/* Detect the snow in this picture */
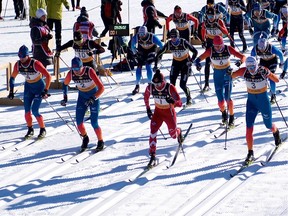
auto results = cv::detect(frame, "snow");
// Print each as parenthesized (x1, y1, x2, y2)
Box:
(0, 0, 287, 215)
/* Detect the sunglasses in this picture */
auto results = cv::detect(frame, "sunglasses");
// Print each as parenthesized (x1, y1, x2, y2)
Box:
(207, 15, 214, 19)
(72, 67, 81, 71)
(246, 65, 256, 70)
(153, 82, 162, 87)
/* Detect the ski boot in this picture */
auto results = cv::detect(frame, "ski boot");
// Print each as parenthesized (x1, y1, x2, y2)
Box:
(132, 85, 140, 95)
(96, 140, 104, 151)
(273, 129, 282, 146)
(228, 114, 235, 128)
(147, 153, 156, 169)
(38, 128, 46, 139)
(177, 128, 184, 144)
(202, 84, 210, 92)
(80, 134, 89, 152)
(221, 110, 228, 124)
(244, 150, 255, 165)
(270, 94, 276, 104)
(24, 126, 34, 140)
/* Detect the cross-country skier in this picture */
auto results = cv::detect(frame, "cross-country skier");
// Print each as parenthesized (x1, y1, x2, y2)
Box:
(143, 69, 183, 167)
(245, 2, 278, 46)
(226, 0, 248, 53)
(200, 7, 230, 92)
(29, 8, 54, 68)
(8, 45, 52, 139)
(60, 57, 105, 152)
(155, 28, 198, 106)
(251, 37, 284, 103)
(277, 5, 287, 55)
(228, 56, 282, 165)
(130, 25, 163, 95)
(56, 30, 105, 74)
(165, 5, 199, 42)
(194, 35, 246, 126)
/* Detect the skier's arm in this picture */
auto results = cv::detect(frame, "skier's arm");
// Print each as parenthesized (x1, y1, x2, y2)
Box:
(34, 60, 52, 90)
(9, 63, 20, 90)
(184, 40, 198, 62)
(271, 46, 284, 65)
(144, 85, 151, 109)
(228, 46, 246, 63)
(165, 14, 173, 31)
(152, 35, 163, 49)
(218, 4, 230, 24)
(195, 48, 212, 62)
(89, 68, 105, 99)
(217, 19, 229, 36)
(231, 67, 246, 79)
(187, 14, 199, 29)
(89, 40, 105, 54)
(130, 35, 138, 54)
(169, 84, 182, 107)
(58, 40, 74, 52)
(155, 43, 168, 67)
(250, 47, 257, 57)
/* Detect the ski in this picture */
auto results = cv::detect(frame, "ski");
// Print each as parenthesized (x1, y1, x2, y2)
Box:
(230, 158, 256, 178)
(128, 158, 160, 182)
(167, 122, 193, 168)
(75, 146, 107, 163)
(261, 136, 288, 166)
(213, 121, 243, 139)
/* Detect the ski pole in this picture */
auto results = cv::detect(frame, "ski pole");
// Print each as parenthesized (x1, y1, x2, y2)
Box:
(44, 99, 74, 131)
(64, 106, 83, 140)
(275, 97, 288, 128)
(158, 128, 167, 140)
(3, 0, 8, 18)
(169, 105, 186, 160)
(190, 66, 209, 103)
(228, 34, 241, 52)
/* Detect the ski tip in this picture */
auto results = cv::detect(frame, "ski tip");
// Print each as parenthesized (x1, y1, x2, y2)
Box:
(75, 159, 80, 163)
(260, 161, 266, 166)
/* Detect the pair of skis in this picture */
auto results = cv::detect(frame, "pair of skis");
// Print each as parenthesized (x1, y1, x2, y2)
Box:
(128, 122, 193, 182)
(230, 136, 287, 178)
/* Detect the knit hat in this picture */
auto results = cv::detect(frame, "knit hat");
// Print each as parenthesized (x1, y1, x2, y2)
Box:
(80, 7, 89, 18)
(152, 69, 164, 84)
(73, 31, 83, 41)
(253, 2, 261, 11)
(71, 57, 83, 70)
(18, 45, 29, 58)
(36, 8, 47, 19)
(138, 26, 147, 37)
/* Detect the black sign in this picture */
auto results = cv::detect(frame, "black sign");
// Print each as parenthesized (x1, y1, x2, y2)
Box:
(109, 24, 130, 36)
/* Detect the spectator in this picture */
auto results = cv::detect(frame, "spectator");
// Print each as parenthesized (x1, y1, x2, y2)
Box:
(29, 8, 53, 68)
(46, 0, 70, 50)
(73, 7, 99, 41)
(100, 0, 122, 37)
(71, 0, 81, 11)
(13, 0, 26, 20)
(141, 0, 167, 33)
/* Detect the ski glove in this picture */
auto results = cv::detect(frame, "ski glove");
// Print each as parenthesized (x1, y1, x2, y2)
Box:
(226, 67, 233, 76)
(85, 96, 96, 107)
(201, 41, 207, 49)
(8, 90, 14, 100)
(259, 67, 270, 78)
(249, 27, 254, 36)
(280, 71, 286, 79)
(55, 52, 60, 58)
(60, 95, 68, 106)
(235, 60, 242, 67)
(165, 95, 175, 104)
(146, 107, 153, 119)
(279, 63, 284, 69)
(194, 59, 202, 71)
(41, 89, 49, 99)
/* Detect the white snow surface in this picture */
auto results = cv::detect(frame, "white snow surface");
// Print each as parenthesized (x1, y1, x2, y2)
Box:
(0, 0, 287, 215)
